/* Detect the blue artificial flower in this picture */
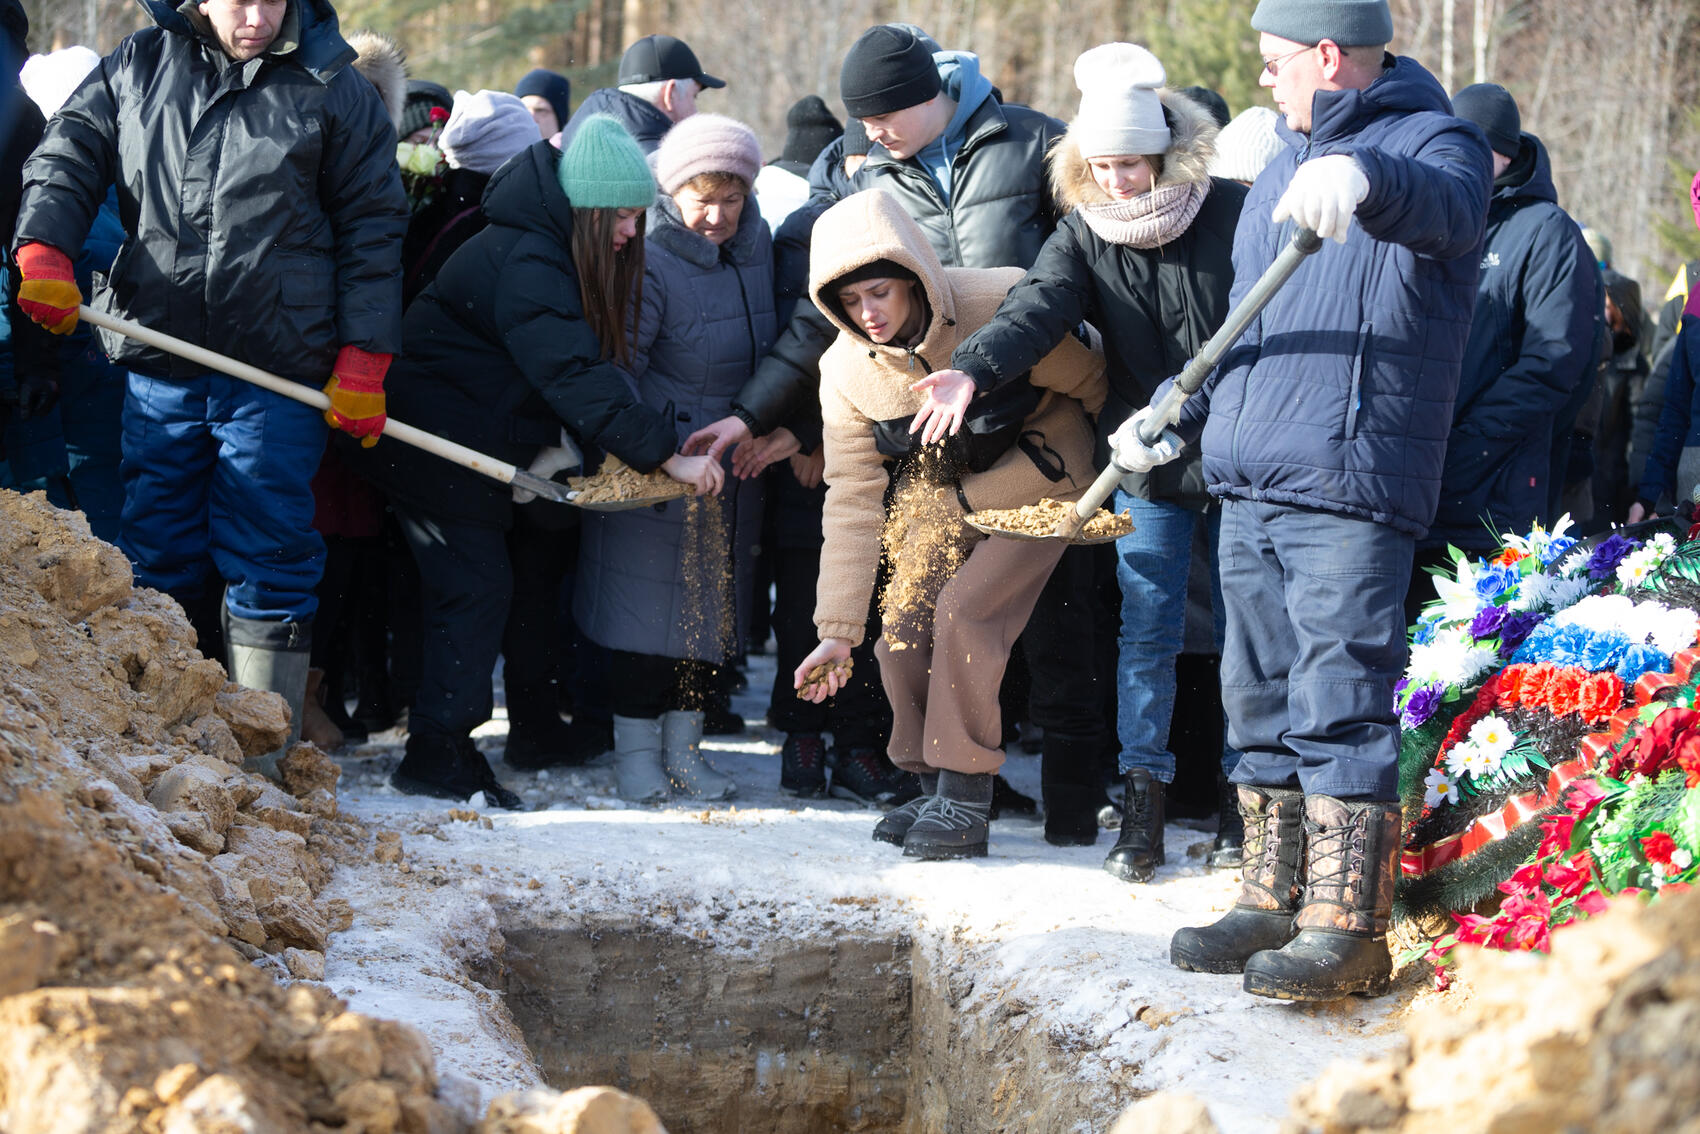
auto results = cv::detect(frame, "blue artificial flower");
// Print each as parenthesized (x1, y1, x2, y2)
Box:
(1578, 629, 1631, 672)
(1412, 612, 1443, 646)
(1474, 561, 1519, 603)
(1586, 533, 1640, 581)
(1498, 610, 1546, 656)
(1539, 535, 1577, 567)
(1615, 643, 1672, 687)
(1511, 621, 1560, 664)
(1546, 624, 1594, 667)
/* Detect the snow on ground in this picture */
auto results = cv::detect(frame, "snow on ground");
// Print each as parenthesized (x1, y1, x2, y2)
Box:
(321, 649, 1404, 1131)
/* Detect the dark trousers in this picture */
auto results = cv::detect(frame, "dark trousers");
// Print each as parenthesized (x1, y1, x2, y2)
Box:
(396, 504, 510, 737)
(1218, 499, 1412, 799)
(1020, 542, 1113, 745)
(502, 508, 576, 731)
(765, 543, 889, 748)
(608, 650, 717, 719)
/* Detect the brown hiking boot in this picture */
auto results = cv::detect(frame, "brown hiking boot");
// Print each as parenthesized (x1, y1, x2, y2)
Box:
(1170, 784, 1304, 974)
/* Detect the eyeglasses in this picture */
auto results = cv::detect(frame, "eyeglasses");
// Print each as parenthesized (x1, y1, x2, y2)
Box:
(1261, 45, 1312, 78)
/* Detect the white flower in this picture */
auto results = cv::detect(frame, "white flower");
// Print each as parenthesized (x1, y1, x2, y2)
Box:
(1673, 848, 1694, 872)
(1407, 629, 1500, 689)
(1429, 552, 1488, 622)
(1519, 571, 1592, 614)
(1466, 714, 1515, 765)
(1444, 742, 1473, 778)
(1424, 767, 1459, 807)
(1616, 547, 1662, 590)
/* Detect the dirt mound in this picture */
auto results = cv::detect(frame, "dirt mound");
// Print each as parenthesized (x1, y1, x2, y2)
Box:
(0, 489, 653, 1134)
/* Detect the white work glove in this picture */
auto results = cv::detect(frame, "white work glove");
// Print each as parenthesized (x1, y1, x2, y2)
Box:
(1109, 406, 1184, 478)
(512, 429, 584, 503)
(1272, 154, 1369, 244)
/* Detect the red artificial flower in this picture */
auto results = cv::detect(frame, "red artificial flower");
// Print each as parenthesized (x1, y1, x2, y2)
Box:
(1499, 862, 1546, 897)
(1635, 709, 1700, 780)
(1662, 882, 1693, 896)
(1576, 671, 1626, 725)
(1563, 777, 1608, 820)
(1519, 662, 1560, 709)
(1537, 813, 1578, 859)
(1548, 670, 1584, 718)
(1497, 664, 1528, 709)
(1576, 889, 1611, 915)
(1641, 831, 1678, 865)
(1433, 964, 1452, 992)
(429, 106, 450, 124)
(1493, 547, 1529, 567)
(1498, 892, 1554, 953)
(1544, 852, 1593, 899)
(1453, 912, 1500, 947)
(1674, 730, 1700, 789)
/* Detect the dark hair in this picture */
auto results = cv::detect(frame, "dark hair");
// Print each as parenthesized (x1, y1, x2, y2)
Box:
(570, 207, 647, 369)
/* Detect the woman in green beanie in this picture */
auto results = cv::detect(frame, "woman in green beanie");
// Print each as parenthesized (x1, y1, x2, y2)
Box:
(359, 115, 722, 808)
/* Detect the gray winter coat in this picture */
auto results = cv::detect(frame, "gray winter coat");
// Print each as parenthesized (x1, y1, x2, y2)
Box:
(13, 0, 406, 383)
(574, 195, 778, 662)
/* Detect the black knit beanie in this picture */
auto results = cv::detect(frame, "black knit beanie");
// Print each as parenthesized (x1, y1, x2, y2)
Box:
(781, 95, 844, 167)
(840, 25, 941, 119)
(514, 68, 572, 128)
(400, 79, 452, 139)
(1452, 82, 1521, 157)
(843, 118, 871, 157)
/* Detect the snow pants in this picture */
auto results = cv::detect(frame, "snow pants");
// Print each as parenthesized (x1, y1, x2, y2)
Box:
(120, 371, 327, 623)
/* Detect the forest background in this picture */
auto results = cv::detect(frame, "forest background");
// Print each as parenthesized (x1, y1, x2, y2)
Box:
(31, 0, 1700, 292)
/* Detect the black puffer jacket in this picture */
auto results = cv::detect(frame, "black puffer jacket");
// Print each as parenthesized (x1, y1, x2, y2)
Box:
(359, 141, 677, 527)
(951, 92, 1243, 508)
(558, 87, 672, 154)
(14, 0, 406, 384)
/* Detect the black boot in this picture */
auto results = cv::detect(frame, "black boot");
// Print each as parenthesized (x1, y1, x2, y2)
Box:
(872, 772, 937, 845)
(391, 730, 473, 800)
(1171, 785, 1303, 973)
(1206, 773, 1246, 871)
(779, 732, 828, 797)
(503, 719, 605, 770)
(456, 735, 524, 811)
(1241, 795, 1402, 1001)
(1041, 733, 1101, 847)
(902, 769, 992, 860)
(829, 746, 903, 806)
(988, 773, 1037, 820)
(1102, 768, 1165, 882)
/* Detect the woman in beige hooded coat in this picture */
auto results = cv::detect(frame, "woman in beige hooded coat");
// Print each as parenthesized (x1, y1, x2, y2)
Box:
(793, 188, 1105, 860)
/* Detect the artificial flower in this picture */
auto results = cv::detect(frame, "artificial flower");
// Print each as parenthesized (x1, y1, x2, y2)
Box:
(1497, 610, 1546, 655)
(1475, 561, 1519, 604)
(1499, 862, 1545, 897)
(1640, 831, 1677, 866)
(1537, 812, 1577, 859)
(1575, 671, 1626, 725)
(1423, 767, 1459, 807)
(1468, 604, 1509, 641)
(1586, 533, 1640, 582)
(1466, 714, 1515, 764)
(1400, 684, 1443, 729)
(1563, 777, 1608, 819)
(1543, 851, 1595, 899)
(1576, 889, 1610, 915)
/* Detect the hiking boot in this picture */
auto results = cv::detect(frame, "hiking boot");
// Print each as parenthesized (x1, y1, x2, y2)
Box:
(662, 710, 736, 800)
(1206, 773, 1246, 871)
(779, 732, 828, 797)
(829, 746, 902, 806)
(872, 772, 937, 845)
(611, 715, 670, 803)
(1103, 768, 1165, 882)
(1171, 785, 1304, 974)
(1042, 733, 1101, 847)
(503, 718, 603, 770)
(1242, 795, 1402, 1001)
(902, 770, 992, 860)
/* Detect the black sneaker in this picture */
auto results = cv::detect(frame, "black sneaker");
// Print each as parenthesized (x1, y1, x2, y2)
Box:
(780, 733, 828, 797)
(829, 747, 901, 806)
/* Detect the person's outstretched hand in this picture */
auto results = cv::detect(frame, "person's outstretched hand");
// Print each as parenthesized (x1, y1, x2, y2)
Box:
(682, 414, 752, 460)
(662, 452, 725, 496)
(1272, 154, 1368, 244)
(731, 426, 802, 479)
(909, 368, 975, 445)
(793, 637, 854, 704)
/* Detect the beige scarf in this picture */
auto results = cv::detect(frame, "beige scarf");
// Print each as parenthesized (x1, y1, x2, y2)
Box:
(1077, 179, 1210, 249)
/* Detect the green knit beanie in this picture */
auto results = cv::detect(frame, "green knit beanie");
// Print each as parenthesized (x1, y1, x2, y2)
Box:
(557, 114, 657, 208)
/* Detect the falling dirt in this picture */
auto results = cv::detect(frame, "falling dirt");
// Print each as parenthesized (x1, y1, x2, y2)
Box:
(877, 468, 971, 650)
(568, 456, 691, 508)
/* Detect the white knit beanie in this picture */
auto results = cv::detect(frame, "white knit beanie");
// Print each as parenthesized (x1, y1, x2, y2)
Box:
(1207, 106, 1285, 184)
(20, 46, 102, 117)
(440, 89, 540, 174)
(653, 113, 763, 195)
(1072, 43, 1170, 160)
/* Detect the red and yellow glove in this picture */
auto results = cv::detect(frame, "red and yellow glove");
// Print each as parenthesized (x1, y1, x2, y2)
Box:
(322, 345, 392, 447)
(14, 243, 82, 335)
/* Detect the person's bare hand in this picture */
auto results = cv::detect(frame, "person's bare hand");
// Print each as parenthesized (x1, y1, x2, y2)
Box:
(793, 638, 854, 703)
(731, 426, 802, 479)
(789, 447, 825, 489)
(908, 369, 975, 445)
(681, 415, 751, 460)
(661, 453, 725, 496)
(1627, 501, 1654, 524)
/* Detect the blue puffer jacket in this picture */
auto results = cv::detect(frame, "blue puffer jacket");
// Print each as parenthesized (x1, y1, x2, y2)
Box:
(1427, 133, 1598, 550)
(1175, 56, 1493, 537)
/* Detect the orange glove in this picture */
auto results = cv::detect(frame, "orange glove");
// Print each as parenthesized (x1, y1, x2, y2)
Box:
(14, 243, 82, 335)
(322, 345, 391, 447)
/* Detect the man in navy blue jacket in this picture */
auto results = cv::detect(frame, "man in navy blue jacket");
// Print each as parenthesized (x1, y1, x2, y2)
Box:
(1114, 0, 1493, 1001)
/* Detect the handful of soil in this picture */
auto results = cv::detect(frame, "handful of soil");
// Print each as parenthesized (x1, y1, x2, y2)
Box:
(967, 498, 1133, 541)
(796, 657, 853, 699)
(568, 455, 692, 505)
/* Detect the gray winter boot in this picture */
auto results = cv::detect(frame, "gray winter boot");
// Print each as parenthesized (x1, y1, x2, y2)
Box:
(611, 715, 671, 803)
(872, 771, 938, 846)
(226, 615, 312, 779)
(902, 769, 993, 860)
(1171, 784, 1304, 974)
(661, 710, 736, 800)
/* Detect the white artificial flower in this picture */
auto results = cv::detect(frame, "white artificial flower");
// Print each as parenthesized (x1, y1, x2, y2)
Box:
(1408, 629, 1500, 689)
(1444, 742, 1474, 778)
(1429, 552, 1487, 623)
(1466, 714, 1515, 764)
(1424, 767, 1460, 807)
(1616, 547, 1662, 590)
(1520, 571, 1591, 614)
(1672, 847, 1694, 872)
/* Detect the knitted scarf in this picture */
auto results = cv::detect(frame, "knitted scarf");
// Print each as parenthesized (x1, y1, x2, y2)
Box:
(1077, 178, 1210, 249)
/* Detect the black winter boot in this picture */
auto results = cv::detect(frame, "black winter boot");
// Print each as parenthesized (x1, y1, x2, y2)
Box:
(829, 746, 903, 806)
(989, 773, 1038, 820)
(902, 769, 992, 860)
(1042, 734, 1101, 847)
(1103, 768, 1165, 882)
(1206, 773, 1246, 871)
(392, 730, 524, 810)
(873, 772, 937, 845)
(1171, 785, 1304, 973)
(779, 732, 828, 797)
(503, 720, 605, 770)
(1241, 795, 1402, 1001)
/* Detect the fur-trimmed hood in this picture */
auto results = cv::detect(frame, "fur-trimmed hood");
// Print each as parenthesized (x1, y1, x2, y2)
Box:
(1049, 87, 1219, 213)
(347, 30, 407, 131)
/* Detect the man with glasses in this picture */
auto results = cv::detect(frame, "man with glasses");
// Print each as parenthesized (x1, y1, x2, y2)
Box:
(1112, 0, 1493, 1000)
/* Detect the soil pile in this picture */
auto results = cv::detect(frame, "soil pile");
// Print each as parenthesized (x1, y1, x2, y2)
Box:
(0, 489, 659, 1134)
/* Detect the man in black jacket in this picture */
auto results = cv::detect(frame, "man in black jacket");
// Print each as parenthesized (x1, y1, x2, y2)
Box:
(557, 34, 722, 154)
(11, 0, 407, 768)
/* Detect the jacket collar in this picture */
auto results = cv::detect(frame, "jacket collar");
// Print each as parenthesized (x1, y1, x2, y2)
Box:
(646, 191, 765, 270)
(150, 0, 353, 83)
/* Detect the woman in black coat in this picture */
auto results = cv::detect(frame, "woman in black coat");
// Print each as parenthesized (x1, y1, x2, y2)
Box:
(361, 116, 721, 807)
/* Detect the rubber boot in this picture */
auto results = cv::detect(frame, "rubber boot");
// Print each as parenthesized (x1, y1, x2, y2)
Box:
(1041, 733, 1101, 847)
(1171, 785, 1304, 973)
(612, 715, 671, 803)
(662, 709, 736, 799)
(226, 615, 312, 779)
(1206, 772, 1246, 871)
(301, 667, 345, 751)
(1103, 768, 1165, 882)
(902, 769, 992, 860)
(1241, 795, 1402, 1001)
(873, 772, 937, 846)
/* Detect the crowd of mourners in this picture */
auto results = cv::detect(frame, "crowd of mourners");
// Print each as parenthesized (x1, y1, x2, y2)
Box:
(4, 0, 1699, 1003)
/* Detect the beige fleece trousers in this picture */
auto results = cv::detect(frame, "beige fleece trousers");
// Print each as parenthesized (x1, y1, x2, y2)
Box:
(875, 532, 1066, 774)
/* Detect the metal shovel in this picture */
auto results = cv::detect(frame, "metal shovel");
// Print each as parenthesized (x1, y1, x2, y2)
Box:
(77, 305, 681, 511)
(965, 226, 1324, 544)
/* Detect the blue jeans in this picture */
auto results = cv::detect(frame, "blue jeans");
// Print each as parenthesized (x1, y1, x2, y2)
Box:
(120, 371, 328, 623)
(1113, 490, 1241, 783)
(1217, 498, 1412, 799)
